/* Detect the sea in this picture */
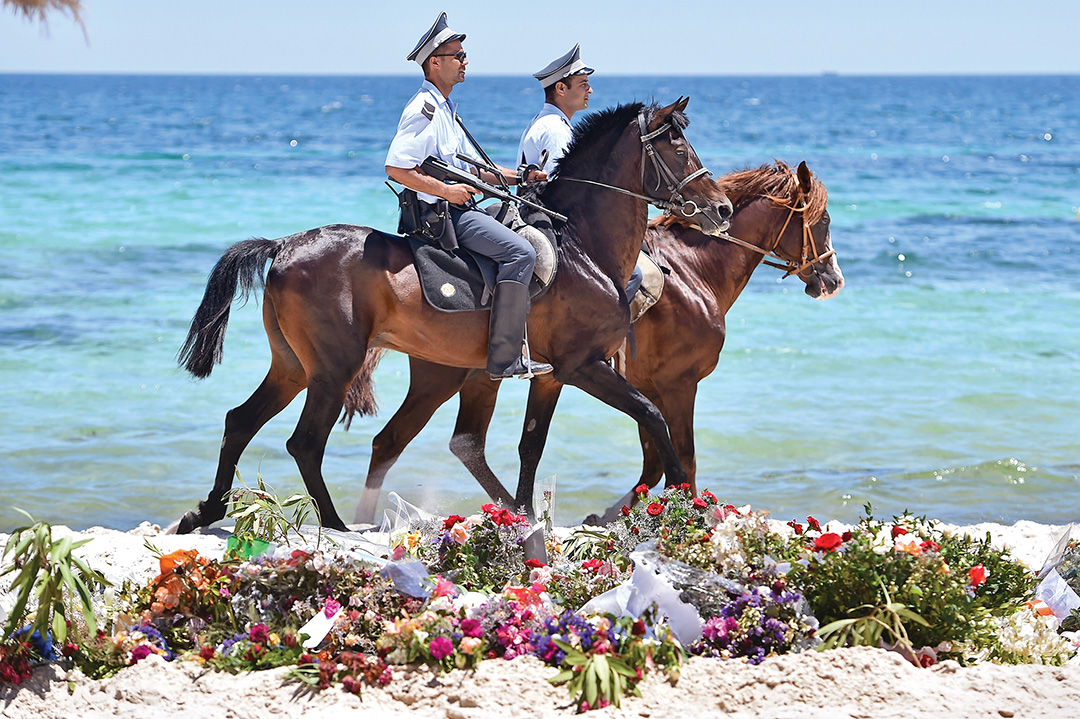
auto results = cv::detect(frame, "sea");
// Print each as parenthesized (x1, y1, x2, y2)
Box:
(1, 74, 1078, 533)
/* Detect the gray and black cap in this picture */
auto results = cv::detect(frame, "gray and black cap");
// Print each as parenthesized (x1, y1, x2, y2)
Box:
(407, 11, 467, 65)
(533, 44, 594, 88)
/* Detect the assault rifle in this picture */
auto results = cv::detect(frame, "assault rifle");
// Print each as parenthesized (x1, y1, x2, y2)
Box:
(420, 155, 567, 223)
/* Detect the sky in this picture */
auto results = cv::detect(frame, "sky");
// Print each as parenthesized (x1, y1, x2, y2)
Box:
(2, 0, 1079, 76)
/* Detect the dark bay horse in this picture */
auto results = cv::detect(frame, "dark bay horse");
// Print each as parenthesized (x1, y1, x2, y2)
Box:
(174, 99, 732, 533)
(350, 161, 844, 525)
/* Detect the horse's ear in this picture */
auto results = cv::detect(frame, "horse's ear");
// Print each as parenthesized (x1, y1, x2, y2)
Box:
(651, 97, 690, 131)
(676, 96, 689, 113)
(796, 161, 813, 195)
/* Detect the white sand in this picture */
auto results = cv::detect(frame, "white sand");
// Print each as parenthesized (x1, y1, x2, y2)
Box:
(2, 520, 1079, 718)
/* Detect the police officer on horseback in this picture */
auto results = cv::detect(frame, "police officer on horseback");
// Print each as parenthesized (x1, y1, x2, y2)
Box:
(386, 12, 553, 381)
(518, 45, 643, 301)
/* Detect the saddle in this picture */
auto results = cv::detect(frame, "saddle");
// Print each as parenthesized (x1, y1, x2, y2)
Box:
(408, 202, 559, 313)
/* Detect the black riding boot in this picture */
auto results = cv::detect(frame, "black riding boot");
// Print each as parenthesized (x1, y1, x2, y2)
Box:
(487, 280, 553, 380)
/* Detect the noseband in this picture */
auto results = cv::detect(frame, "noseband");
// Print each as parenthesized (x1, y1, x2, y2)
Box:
(561, 110, 713, 221)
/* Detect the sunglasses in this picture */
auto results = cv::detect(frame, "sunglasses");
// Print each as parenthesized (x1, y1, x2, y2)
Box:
(432, 51, 467, 62)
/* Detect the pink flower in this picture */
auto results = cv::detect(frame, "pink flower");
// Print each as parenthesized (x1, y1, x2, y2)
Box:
(130, 644, 153, 663)
(646, 502, 664, 516)
(324, 598, 342, 618)
(813, 532, 844, 552)
(391, 545, 406, 561)
(429, 636, 454, 660)
(433, 575, 456, 598)
(460, 618, 483, 638)
(969, 564, 988, 587)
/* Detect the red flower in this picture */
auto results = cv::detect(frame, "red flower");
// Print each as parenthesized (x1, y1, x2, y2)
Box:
(891, 526, 907, 539)
(841, 531, 853, 542)
(692, 497, 707, 509)
(787, 520, 804, 535)
(631, 527, 640, 535)
(813, 532, 844, 552)
(200, 645, 216, 660)
(631, 620, 646, 636)
(724, 504, 739, 516)
(807, 516, 821, 532)
(646, 502, 665, 516)
(701, 490, 718, 504)
(620, 505, 631, 516)
(921, 540, 940, 553)
(443, 514, 466, 530)
(968, 564, 988, 587)
(249, 624, 270, 645)
(525, 558, 546, 569)
(679, 483, 691, 492)
(582, 559, 603, 573)
(634, 483, 649, 495)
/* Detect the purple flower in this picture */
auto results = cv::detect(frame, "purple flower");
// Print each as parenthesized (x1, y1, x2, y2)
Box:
(429, 636, 454, 660)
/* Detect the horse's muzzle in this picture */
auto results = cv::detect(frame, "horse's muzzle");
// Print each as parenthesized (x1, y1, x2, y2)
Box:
(696, 198, 734, 236)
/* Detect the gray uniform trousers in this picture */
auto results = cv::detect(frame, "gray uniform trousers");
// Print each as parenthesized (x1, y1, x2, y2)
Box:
(450, 205, 537, 284)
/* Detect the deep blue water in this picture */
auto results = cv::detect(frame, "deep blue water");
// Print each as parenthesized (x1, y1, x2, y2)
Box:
(1, 74, 1078, 531)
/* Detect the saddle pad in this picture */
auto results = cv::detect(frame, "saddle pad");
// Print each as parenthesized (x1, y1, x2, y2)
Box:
(408, 235, 551, 314)
(408, 236, 494, 313)
(629, 250, 665, 322)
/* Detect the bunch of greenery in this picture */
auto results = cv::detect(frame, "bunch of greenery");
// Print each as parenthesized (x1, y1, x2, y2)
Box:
(1, 510, 109, 647)
(226, 472, 321, 556)
(543, 611, 683, 713)
(784, 506, 1032, 659)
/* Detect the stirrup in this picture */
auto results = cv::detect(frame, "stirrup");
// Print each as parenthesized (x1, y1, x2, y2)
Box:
(489, 357, 553, 381)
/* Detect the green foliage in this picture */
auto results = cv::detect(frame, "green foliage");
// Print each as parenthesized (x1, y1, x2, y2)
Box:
(226, 472, 320, 555)
(786, 508, 1027, 656)
(546, 614, 683, 713)
(817, 580, 931, 650)
(937, 530, 1036, 614)
(1, 509, 110, 645)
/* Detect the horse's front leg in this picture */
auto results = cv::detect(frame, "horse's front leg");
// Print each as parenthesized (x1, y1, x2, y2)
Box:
(353, 359, 472, 525)
(448, 372, 515, 507)
(514, 374, 564, 520)
(561, 359, 689, 502)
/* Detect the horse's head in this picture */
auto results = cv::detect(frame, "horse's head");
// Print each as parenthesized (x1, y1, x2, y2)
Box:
(640, 98, 733, 236)
(772, 161, 844, 299)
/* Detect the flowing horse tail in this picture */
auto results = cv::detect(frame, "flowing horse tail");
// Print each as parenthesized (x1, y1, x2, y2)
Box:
(177, 238, 283, 378)
(340, 348, 384, 429)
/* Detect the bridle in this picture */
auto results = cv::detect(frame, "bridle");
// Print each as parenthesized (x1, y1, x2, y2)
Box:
(715, 188, 835, 279)
(560, 109, 715, 221)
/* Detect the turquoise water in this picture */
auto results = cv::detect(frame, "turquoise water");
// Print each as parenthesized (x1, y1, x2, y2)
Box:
(1, 74, 1078, 531)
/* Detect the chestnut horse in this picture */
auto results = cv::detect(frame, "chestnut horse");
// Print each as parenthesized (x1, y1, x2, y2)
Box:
(174, 99, 732, 533)
(349, 161, 844, 525)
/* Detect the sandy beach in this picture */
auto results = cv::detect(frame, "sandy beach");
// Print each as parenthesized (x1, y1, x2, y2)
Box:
(2, 519, 1079, 718)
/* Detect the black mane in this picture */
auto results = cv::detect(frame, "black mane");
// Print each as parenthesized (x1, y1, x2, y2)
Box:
(553, 102, 644, 181)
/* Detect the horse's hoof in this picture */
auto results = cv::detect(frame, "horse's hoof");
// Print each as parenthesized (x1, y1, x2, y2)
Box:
(175, 511, 202, 535)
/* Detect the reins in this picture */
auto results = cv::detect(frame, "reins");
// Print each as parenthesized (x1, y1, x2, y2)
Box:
(560, 109, 713, 220)
(714, 196, 835, 278)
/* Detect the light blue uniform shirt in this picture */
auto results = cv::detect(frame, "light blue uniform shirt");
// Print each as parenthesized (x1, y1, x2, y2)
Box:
(516, 103, 573, 173)
(386, 80, 480, 203)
